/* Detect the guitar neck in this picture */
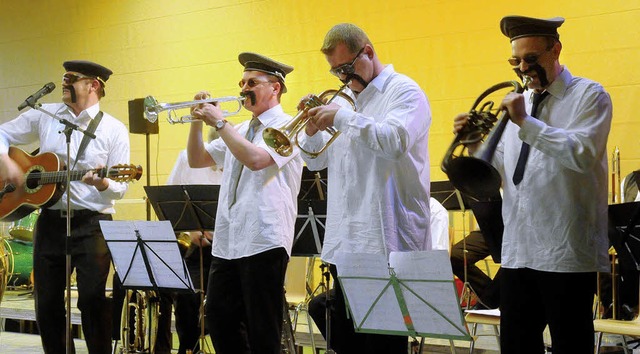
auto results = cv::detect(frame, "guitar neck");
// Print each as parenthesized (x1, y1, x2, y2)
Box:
(34, 168, 106, 185)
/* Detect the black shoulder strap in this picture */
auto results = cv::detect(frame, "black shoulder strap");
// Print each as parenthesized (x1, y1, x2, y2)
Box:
(72, 111, 104, 170)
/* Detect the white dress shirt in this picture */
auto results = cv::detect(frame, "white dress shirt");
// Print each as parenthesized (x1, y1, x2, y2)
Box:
(166, 149, 222, 185)
(205, 104, 303, 259)
(495, 67, 612, 272)
(0, 103, 130, 213)
(429, 198, 450, 251)
(302, 65, 432, 266)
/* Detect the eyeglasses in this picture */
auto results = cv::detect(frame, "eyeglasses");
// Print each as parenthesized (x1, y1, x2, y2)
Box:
(62, 73, 95, 84)
(329, 47, 365, 77)
(238, 78, 275, 89)
(507, 47, 552, 67)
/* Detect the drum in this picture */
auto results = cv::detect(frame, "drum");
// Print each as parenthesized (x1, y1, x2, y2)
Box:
(9, 211, 39, 243)
(3, 239, 33, 288)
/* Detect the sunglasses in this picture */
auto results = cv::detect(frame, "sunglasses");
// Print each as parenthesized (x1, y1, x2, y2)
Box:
(62, 73, 95, 84)
(329, 47, 365, 77)
(507, 46, 553, 67)
(238, 78, 275, 89)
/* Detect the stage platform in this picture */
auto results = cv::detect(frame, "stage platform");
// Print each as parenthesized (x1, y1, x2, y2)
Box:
(0, 288, 504, 354)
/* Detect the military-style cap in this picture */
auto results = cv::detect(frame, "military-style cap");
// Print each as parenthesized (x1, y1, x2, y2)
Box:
(500, 16, 565, 41)
(238, 52, 293, 93)
(63, 60, 113, 83)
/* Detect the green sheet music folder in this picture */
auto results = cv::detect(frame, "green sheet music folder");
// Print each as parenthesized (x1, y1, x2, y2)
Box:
(335, 250, 471, 340)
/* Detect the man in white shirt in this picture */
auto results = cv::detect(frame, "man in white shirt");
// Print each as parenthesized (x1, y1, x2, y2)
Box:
(454, 16, 612, 353)
(187, 52, 303, 354)
(301, 23, 432, 354)
(0, 60, 130, 353)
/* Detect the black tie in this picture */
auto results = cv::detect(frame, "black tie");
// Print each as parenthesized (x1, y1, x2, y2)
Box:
(512, 91, 549, 185)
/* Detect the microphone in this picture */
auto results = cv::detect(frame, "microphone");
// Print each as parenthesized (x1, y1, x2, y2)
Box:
(17, 82, 56, 111)
(0, 183, 16, 199)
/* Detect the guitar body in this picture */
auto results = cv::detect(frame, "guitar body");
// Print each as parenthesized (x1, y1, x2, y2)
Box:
(0, 147, 64, 221)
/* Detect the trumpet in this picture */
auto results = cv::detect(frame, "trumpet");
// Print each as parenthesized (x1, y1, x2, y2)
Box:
(263, 84, 356, 158)
(143, 95, 245, 124)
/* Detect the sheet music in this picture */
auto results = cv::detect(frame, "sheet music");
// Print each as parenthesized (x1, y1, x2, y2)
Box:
(100, 220, 193, 290)
(335, 250, 469, 339)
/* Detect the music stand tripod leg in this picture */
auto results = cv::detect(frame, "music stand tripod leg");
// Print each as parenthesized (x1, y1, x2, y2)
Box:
(194, 231, 208, 354)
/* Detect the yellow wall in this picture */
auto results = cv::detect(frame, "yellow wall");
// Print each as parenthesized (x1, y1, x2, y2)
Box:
(1, 1, 638, 234)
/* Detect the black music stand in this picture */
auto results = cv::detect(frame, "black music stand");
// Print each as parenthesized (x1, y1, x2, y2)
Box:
(298, 167, 328, 201)
(430, 180, 472, 212)
(144, 185, 218, 232)
(292, 200, 327, 257)
(144, 185, 219, 354)
(607, 202, 640, 320)
(431, 180, 483, 309)
(609, 202, 640, 271)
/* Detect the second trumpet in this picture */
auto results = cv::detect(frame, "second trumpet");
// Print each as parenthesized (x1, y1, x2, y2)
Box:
(143, 95, 246, 124)
(263, 86, 355, 158)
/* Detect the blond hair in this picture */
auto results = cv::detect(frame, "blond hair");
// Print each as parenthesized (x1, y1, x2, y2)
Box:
(321, 23, 372, 55)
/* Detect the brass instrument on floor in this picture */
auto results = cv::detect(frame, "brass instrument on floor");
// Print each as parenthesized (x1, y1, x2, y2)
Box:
(0, 240, 7, 307)
(143, 95, 245, 124)
(441, 77, 530, 199)
(612, 146, 621, 204)
(263, 84, 356, 158)
(120, 289, 160, 354)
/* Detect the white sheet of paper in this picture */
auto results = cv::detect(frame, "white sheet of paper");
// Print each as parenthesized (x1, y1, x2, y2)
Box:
(335, 250, 468, 339)
(100, 220, 193, 290)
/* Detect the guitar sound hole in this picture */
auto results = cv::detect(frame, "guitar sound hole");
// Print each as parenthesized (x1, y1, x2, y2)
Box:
(26, 170, 41, 190)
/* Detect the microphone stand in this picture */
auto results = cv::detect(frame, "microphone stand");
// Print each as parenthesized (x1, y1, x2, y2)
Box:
(33, 103, 96, 354)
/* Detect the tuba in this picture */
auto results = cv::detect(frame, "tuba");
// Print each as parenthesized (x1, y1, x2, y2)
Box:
(441, 78, 529, 199)
(263, 84, 356, 158)
(119, 289, 160, 354)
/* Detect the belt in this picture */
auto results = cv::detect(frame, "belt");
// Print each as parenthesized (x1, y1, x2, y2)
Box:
(43, 208, 102, 219)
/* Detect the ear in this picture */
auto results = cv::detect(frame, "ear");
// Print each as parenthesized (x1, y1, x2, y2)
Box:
(365, 44, 374, 59)
(272, 81, 282, 95)
(552, 41, 562, 57)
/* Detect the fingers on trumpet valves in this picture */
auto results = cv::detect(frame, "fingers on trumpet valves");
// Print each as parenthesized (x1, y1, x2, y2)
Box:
(297, 94, 316, 111)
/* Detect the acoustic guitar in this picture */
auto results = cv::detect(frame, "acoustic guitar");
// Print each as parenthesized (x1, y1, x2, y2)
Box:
(0, 146, 142, 221)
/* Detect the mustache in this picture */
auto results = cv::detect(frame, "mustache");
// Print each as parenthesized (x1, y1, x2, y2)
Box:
(64, 85, 77, 103)
(341, 74, 369, 92)
(513, 64, 549, 87)
(240, 91, 256, 106)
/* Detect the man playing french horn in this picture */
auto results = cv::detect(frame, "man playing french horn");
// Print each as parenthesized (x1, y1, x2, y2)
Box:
(187, 52, 303, 354)
(301, 23, 433, 354)
(452, 16, 612, 354)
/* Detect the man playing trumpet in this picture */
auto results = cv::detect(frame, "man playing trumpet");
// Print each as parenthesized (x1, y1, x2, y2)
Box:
(301, 23, 433, 354)
(187, 52, 303, 354)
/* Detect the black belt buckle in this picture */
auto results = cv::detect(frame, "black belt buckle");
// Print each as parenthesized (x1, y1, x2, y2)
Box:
(60, 209, 74, 218)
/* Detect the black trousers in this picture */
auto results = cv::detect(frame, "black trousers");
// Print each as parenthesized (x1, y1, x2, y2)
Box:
(500, 268, 596, 354)
(33, 209, 113, 354)
(205, 247, 288, 354)
(450, 231, 501, 308)
(308, 265, 408, 354)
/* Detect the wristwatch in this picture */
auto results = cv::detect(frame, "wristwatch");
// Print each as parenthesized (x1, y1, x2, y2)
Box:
(214, 119, 227, 131)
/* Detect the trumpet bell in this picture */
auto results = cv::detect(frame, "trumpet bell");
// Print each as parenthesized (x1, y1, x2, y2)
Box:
(263, 87, 356, 158)
(263, 127, 294, 157)
(143, 96, 161, 123)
